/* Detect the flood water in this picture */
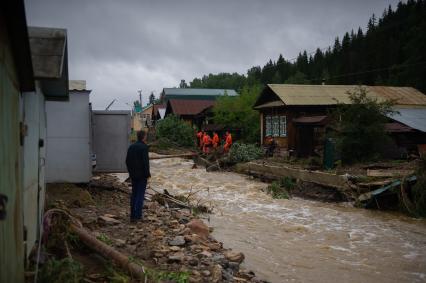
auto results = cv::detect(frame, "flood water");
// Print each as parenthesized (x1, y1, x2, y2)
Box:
(148, 157, 426, 283)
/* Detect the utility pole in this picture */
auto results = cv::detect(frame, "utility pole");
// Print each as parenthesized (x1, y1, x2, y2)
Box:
(138, 90, 142, 107)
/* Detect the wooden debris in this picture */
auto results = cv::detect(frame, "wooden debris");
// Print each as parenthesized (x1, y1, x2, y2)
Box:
(70, 224, 146, 279)
(367, 169, 414, 177)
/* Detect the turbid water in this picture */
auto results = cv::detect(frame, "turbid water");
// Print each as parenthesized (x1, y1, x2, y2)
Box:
(148, 157, 426, 283)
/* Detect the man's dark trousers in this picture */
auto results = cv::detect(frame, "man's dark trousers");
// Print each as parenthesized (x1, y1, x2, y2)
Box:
(130, 178, 147, 220)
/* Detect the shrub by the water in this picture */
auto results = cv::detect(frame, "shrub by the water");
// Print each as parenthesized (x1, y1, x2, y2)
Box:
(228, 143, 263, 163)
(156, 115, 195, 147)
(265, 177, 296, 199)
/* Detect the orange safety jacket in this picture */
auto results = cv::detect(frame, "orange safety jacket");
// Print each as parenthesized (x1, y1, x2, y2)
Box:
(225, 133, 232, 145)
(212, 134, 219, 146)
(203, 134, 212, 145)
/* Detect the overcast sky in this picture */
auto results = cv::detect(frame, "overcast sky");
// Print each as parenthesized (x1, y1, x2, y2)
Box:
(25, 0, 400, 110)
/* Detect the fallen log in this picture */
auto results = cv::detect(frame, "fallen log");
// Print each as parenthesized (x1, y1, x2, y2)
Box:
(70, 223, 146, 280)
(149, 153, 196, 160)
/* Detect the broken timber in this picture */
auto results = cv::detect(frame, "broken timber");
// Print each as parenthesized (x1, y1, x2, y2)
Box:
(149, 153, 196, 160)
(236, 162, 355, 197)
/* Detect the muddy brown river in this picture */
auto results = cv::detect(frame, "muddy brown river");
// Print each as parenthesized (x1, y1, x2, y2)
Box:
(148, 157, 426, 283)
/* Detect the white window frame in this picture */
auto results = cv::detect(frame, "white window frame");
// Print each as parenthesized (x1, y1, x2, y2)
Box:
(280, 115, 287, 137)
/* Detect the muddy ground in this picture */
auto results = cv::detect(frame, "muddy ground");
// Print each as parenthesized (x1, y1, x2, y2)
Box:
(45, 174, 266, 283)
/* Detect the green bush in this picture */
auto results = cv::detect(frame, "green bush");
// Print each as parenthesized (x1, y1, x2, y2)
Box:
(266, 181, 289, 199)
(156, 115, 195, 147)
(228, 143, 263, 163)
(332, 86, 395, 164)
(39, 258, 83, 283)
(265, 177, 296, 199)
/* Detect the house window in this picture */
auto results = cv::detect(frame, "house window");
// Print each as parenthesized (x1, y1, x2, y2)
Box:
(272, 116, 280, 137)
(280, 116, 287, 137)
(265, 114, 287, 137)
(265, 116, 272, 136)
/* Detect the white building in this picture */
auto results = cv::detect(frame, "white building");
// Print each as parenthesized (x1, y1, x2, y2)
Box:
(45, 80, 92, 183)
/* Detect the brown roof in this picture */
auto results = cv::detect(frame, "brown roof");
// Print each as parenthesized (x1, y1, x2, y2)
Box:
(369, 86, 426, 106)
(152, 104, 165, 114)
(257, 84, 426, 107)
(385, 122, 416, 133)
(168, 99, 215, 115)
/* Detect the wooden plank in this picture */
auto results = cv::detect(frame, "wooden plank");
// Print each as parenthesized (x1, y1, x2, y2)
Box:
(366, 169, 414, 177)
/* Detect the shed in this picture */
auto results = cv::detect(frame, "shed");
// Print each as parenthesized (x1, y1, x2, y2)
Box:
(22, 26, 70, 259)
(0, 2, 35, 281)
(92, 111, 131, 172)
(45, 80, 92, 183)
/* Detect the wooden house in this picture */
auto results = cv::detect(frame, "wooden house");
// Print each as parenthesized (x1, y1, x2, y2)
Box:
(160, 88, 237, 128)
(254, 84, 426, 157)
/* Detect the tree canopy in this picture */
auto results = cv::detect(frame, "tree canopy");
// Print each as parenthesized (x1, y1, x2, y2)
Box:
(187, 1, 426, 93)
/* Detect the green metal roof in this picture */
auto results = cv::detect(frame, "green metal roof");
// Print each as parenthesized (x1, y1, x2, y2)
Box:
(163, 88, 237, 97)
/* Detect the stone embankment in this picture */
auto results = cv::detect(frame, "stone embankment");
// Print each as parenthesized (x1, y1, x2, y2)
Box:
(49, 174, 267, 282)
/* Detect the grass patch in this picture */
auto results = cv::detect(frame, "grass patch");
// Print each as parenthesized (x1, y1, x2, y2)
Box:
(96, 233, 113, 245)
(39, 258, 84, 283)
(145, 268, 190, 283)
(266, 177, 296, 199)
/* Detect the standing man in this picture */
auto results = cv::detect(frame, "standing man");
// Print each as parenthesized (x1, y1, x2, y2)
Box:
(224, 131, 233, 153)
(212, 132, 220, 149)
(126, 130, 151, 222)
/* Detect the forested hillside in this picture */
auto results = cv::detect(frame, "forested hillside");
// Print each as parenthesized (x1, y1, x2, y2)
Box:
(189, 0, 426, 93)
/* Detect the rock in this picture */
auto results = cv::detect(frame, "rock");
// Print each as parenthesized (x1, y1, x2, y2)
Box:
(208, 242, 222, 251)
(212, 254, 227, 265)
(224, 250, 245, 263)
(189, 274, 202, 283)
(103, 213, 118, 219)
(192, 270, 201, 276)
(178, 216, 190, 224)
(98, 215, 120, 225)
(198, 250, 212, 258)
(222, 269, 233, 282)
(184, 234, 202, 244)
(168, 236, 186, 246)
(188, 257, 199, 266)
(211, 264, 223, 283)
(228, 262, 240, 272)
(186, 219, 209, 240)
(201, 270, 211, 277)
(152, 229, 165, 237)
(169, 246, 181, 252)
(168, 252, 185, 263)
(114, 239, 126, 247)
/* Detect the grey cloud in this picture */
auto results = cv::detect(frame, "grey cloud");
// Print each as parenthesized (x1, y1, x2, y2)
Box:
(25, 0, 400, 109)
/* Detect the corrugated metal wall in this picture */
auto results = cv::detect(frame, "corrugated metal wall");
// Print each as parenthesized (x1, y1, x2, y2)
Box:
(22, 86, 46, 258)
(0, 19, 25, 283)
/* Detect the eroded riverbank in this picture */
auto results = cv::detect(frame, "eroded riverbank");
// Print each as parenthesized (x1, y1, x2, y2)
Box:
(149, 157, 426, 283)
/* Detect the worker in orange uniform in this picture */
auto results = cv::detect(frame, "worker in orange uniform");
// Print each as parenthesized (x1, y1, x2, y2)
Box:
(196, 130, 203, 148)
(224, 131, 232, 153)
(212, 132, 220, 149)
(203, 132, 212, 154)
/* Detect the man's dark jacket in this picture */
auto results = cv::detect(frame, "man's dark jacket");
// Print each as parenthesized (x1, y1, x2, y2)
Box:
(126, 141, 151, 180)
